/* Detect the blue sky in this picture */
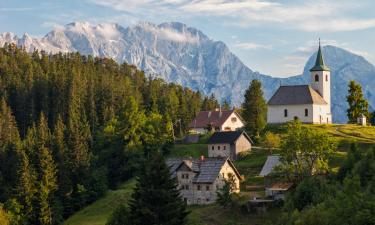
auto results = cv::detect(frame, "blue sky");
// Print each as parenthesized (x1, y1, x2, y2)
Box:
(1, 0, 375, 77)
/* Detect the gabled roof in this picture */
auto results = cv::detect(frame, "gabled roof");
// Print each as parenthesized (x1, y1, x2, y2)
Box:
(259, 155, 281, 177)
(310, 42, 330, 72)
(166, 157, 242, 184)
(207, 131, 253, 144)
(188, 109, 243, 129)
(267, 85, 327, 105)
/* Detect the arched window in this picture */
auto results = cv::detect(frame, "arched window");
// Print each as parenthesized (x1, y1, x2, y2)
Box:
(326, 75, 328, 81)
(305, 108, 308, 117)
(284, 109, 288, 117)
(315, 74, 319, 82)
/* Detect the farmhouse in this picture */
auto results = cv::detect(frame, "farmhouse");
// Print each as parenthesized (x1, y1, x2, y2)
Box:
(166, 157, 242, 205)
(188, 109, 244, 133)
(207, 131, 253, 160)
(267, 42, 332, 124)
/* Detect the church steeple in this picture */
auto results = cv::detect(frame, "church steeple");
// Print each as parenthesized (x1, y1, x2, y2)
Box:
(310, 39, 330, 72)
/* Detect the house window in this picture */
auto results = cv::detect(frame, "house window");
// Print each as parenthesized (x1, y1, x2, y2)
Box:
(284, 109, 288, 117)
(184, 198, 188, 204)
(211, 146, 214, 150)
(197, 185, 201, 191)
(223, 146, 226, 150)
(218, 146, 220, 150)
(305, 108, 308, 117)
(206, 198, 210, 202)
(206, 185, 210, 191)
(231, 117, 237, 122)
(185, 185, 189, 190)
(326, 75, 328, 81)
(315, 74, 319, 82)
(181, 174, 185, 179)
(222, 173, 225, 178)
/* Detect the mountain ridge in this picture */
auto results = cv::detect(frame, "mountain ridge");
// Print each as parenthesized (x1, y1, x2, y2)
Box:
(1, 21, 374, 123)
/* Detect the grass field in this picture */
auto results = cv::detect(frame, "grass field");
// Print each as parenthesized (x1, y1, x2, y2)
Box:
(63, 180, 136, 225)
(64, 124, 375, 225)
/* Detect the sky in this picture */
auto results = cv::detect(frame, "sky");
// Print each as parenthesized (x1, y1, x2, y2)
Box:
(1, 0, 375, 77)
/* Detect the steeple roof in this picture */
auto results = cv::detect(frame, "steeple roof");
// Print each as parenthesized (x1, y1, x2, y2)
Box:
(310, 40, 330, 72)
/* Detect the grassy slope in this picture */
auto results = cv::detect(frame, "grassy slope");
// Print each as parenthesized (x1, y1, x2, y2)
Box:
(64, 124, 375, 225)
(63, 180, 136, 225)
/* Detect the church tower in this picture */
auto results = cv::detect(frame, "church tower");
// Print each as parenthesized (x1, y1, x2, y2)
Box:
(310, 40, 331, 111)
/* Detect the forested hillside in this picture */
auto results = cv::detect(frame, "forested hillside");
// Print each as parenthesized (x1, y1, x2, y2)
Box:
(0, 44, 219, 224)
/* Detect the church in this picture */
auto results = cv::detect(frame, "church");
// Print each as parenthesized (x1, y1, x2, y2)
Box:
(267, 42, 332, 124)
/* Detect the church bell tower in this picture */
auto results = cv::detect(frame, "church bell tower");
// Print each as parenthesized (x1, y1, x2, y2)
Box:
(310, 39, 331, 112)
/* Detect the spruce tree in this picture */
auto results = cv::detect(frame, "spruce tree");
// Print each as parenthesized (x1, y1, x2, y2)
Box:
(14, 148, 36, 221)
(35, 113, 57, 225)
(128, 152, 188, 225)
(347, 80, 369, 123)
(241, 79, 267, 138)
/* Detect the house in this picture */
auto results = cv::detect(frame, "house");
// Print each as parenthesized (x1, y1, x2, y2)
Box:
(265, 182, 293, 200)
(166, 157, 242, 205)
(207, 131, 253, 160)
(188, 109, 244, 133)
(267, 42, 332, 124)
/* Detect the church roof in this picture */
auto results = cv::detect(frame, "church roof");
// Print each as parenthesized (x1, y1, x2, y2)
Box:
(310, 41, 330, 72)
(268, 85, 327, 105)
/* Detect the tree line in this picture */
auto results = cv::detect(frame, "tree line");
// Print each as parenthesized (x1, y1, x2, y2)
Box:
(0, 44, 219, 225)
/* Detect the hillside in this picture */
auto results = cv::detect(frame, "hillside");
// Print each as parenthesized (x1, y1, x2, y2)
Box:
(64, 124, 375, 225)
(1, 22, 375, 123)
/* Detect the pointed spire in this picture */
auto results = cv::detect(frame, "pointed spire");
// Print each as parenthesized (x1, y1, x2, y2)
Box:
(310, 38, 330, 72)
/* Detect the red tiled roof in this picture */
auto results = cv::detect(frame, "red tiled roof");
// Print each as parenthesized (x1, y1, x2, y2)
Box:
(188, 110, 237, 129)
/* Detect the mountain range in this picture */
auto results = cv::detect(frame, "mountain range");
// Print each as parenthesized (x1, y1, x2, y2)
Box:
(1, 21, 374, 123)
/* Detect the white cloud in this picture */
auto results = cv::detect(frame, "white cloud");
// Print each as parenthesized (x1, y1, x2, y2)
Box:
(89, 0, 375, 32)
(234, 42, 272, 50)
(140, 22, 199, 43)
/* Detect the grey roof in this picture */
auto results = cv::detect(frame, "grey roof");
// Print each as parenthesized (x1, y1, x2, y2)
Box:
(207, 131, 253, 144)
(268, 85, 327, 105)
(166, 157, 241, 184)
(259, 155, 281, 176)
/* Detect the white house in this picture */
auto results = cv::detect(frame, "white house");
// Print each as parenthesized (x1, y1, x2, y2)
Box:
(267, 42, 332, 124)
(166, 157, 242, 205)
(188, 109, 244, 133)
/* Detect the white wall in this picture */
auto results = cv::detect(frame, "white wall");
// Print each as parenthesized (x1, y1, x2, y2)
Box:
(267, 104, 332, 124)
(208, 143, 231, 158)
(267, 104, 314, 124)
(312, 104, 332, 124)
(220, 112, 244, 131)
(310, 71, 331, 110)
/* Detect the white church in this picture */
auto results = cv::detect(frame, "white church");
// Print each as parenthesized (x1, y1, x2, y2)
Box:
(267, 42, 332, 124)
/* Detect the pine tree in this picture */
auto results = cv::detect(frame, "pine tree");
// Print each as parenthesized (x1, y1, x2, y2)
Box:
(347, 80, 369, 123)
(241, 79, 267, 138)
(14, 148, 36, 220)
(34, 113, 57, 225)
(128, 152, 188, 225)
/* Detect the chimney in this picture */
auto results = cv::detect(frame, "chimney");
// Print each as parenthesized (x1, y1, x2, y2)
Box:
(200, 155, 205, 161)
(208, 111, 211, 118)
(219, 107, 222, 118)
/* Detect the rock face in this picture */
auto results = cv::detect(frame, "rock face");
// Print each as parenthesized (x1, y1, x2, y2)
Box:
(1, 21, 374, 123)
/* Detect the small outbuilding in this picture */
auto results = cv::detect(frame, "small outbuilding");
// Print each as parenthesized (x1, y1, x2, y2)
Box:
(206, 131, 253, 160)
(265, 182, 294, 200)
(357, 114, 367, 126)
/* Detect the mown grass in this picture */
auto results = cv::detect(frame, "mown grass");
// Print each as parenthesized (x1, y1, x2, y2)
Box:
(63, 180, 136, 225)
